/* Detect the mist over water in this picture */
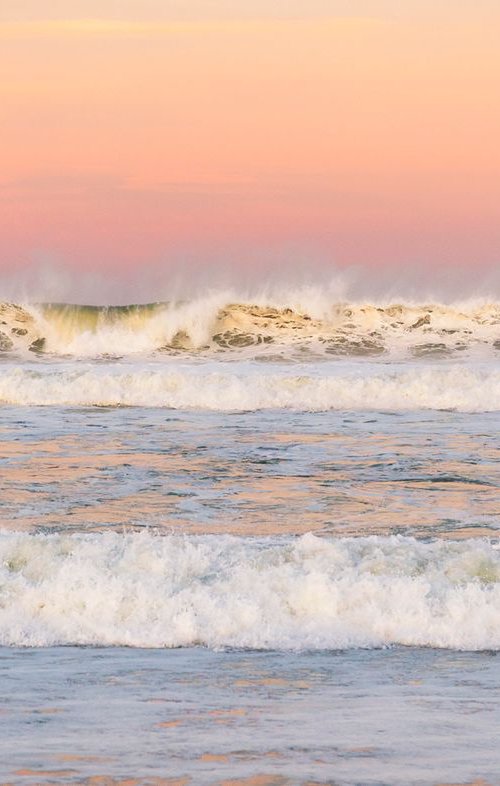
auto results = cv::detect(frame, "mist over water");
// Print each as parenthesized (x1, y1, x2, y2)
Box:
(2, 258, 500, 366)
(1, 258, 500, 305)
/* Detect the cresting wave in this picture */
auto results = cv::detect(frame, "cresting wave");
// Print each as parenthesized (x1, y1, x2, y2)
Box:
(1, 296, 500, 358)
(1, 532, 499, 650)
(1, 362, 499, 411)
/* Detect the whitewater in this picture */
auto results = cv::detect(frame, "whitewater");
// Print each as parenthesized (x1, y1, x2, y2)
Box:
(1, 532, 499, 650)
(1, 287, 500, 785)
(1, 295, 500, 359)
(1, 291, 500, 413)
(1, 360, 500, 411)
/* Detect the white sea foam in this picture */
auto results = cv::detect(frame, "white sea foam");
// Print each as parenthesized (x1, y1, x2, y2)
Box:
(0, 532, 499, 649)
(1, 295, 500, 358)
(0, 362, 499, 411)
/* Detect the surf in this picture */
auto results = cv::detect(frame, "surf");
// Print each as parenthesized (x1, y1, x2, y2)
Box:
(1, 532, 499, 650)
(0, 360, 499, 411)
(1, 295, 499, 359)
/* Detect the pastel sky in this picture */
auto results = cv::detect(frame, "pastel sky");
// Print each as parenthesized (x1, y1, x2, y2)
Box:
(1, 0, 499, 284)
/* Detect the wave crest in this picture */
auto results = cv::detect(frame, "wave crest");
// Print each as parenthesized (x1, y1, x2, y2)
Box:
(1, 296, 500, 358)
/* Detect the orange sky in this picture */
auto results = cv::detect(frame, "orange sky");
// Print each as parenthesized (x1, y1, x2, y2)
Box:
(1, 1, 499, 279)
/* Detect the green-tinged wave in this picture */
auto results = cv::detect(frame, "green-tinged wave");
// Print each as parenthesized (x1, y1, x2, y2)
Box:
(1, 296, 499, 358)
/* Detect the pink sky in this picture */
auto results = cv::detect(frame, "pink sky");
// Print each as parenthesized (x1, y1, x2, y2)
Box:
(1, 1, 499, 284)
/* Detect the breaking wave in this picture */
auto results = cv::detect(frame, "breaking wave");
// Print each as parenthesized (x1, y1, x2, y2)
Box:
(1, 362, 499, 411)
(1, 295, 500, 359)
(1, 532, 499, 650)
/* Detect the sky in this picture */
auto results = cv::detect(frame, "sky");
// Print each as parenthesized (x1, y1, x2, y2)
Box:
(1, 1, 499, 294)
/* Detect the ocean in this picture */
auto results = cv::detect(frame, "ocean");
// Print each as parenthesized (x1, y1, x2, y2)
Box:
(0, 293, 499, 786)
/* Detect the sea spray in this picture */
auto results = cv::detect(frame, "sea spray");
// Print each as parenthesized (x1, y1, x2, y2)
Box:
(1, 297, 500, 358)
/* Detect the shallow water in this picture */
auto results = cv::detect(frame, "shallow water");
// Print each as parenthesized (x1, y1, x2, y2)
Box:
(1, 316, 500, 783)
(1, 647, 499, 786)
(1, 403, 499, 538)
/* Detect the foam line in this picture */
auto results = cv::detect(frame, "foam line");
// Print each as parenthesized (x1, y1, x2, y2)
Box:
(1, 532, 499, 649)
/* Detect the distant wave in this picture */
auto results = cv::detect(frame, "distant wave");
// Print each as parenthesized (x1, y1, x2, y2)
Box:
(1, 296, 499, 358)
(1, 362, 499, 411)
(1, 532, 499, 649)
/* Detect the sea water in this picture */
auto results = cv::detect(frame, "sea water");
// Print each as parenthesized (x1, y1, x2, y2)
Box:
(0, 295, 499, 785)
